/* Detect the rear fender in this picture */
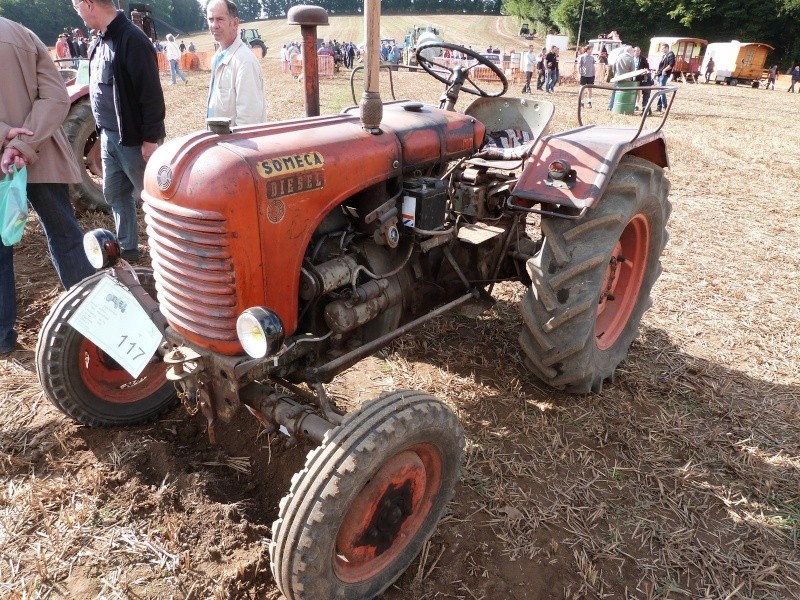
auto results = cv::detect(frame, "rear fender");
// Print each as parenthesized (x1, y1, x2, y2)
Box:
(512, 126, 668, 212)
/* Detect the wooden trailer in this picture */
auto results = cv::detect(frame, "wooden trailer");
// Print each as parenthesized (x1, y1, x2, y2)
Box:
(700, 41, 774, 86)
(648, 37, 707, 82)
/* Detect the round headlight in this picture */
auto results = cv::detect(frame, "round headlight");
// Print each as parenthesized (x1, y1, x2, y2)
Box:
(83, 228, 120, 269)
(236, 307, 285, 358)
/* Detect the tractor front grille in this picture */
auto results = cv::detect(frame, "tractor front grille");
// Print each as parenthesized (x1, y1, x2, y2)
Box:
(143, 200, 239, 343)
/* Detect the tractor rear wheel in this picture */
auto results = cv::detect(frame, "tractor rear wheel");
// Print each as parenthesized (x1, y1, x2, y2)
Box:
(249, 39, 267, 58)
(36, 269, 177, 426)
(519, 156, 671, 393)
(270, 390, 463, 600)
(64, 98, 109, 213)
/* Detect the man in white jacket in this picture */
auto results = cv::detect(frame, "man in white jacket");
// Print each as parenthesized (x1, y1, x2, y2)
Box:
(165, 33, 187, 85)
(206, 0, 265, 126)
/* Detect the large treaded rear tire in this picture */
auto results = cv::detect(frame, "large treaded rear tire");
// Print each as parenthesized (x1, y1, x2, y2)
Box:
(249, 39, 267, 58)
(36, 269, 177, 426)
(64, 98, 109, 213)
(270, 390, 463, 600)
(519, 156, 671, 393)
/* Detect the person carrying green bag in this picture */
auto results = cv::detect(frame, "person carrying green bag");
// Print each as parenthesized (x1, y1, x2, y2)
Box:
(1, 17, 95, 355)
(1, 165, 28, 246)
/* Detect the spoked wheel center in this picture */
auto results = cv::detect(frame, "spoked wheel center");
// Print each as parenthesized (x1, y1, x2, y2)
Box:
(335, 447, 442, 583)
(596, 213, 650, 350)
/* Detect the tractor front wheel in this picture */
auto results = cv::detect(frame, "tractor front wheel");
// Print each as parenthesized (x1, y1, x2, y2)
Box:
(519, 156, 671, 393)
(36, 269, 177, 426)
(270, 390, 463, 600)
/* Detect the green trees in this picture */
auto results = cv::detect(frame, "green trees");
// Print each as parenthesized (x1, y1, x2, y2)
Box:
(504, 0, 800, 65)
(0, 0, 798, 64)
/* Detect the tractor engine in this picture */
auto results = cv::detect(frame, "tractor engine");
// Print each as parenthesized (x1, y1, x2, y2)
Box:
(139, 101, 514, 375)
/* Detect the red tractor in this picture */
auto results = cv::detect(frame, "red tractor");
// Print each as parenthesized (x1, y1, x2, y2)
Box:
(37, 5, 674, 598)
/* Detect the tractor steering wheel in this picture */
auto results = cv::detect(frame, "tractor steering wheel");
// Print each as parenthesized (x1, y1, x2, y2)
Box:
(416, 42, 508, 99)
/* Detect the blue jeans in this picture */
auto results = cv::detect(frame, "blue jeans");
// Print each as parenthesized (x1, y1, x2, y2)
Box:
(169, 59, 186, 84)
(100, 129, 145, 254)
(657, 73, 670, 110)
(1, 183, 95, 352)
(545, 69, 557, 92)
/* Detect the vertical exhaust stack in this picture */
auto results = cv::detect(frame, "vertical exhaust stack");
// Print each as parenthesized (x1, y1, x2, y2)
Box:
(287, 5, 329, 117)
(360, 0, 382, 133)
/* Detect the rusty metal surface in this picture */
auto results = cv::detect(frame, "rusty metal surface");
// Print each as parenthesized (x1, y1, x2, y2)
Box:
(343, 101, 485, 170)
(143, 106, 483, 352)
(286, 4, 329, 26)
(512, 126, 669, 210)
(300, 25, 321, 116)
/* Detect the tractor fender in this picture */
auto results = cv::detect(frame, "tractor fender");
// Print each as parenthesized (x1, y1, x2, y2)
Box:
(512, 125, 669, 212)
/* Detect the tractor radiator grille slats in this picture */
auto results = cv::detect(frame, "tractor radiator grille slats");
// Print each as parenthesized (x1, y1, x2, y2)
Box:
(143, 202, 239, 341)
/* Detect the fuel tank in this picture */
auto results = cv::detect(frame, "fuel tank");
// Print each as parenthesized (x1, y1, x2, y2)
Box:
(142, 102, 485, 355)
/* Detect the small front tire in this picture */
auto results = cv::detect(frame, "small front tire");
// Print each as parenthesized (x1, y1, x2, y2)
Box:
(270, 390, 463, 600)
(36, 269, 177, 426)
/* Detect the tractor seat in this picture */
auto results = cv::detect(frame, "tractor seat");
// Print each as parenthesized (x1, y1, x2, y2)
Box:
(464, 96, 555, 169)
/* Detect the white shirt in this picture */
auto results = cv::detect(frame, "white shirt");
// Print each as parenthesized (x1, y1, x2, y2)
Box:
(522, 50, 537, 73)
(207, 37, 266, 127)
(166, 41, 181, 62)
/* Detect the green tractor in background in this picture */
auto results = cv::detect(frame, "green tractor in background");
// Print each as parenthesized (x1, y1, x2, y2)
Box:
(241, 28, 269, 58)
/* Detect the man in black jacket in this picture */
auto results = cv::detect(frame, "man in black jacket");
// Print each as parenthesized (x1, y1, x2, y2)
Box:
(544, 45, 558, 94)
(655, 43, 675, 112)
(75, 0, 165, 261)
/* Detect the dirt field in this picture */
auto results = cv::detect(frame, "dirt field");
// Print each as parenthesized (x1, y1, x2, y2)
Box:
(1, 19, 799, 600)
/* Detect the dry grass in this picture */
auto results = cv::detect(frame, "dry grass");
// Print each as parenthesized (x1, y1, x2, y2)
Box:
(1, 17, 799, 600)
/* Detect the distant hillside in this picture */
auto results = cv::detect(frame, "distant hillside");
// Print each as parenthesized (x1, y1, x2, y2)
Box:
(179, 14, 536, 54)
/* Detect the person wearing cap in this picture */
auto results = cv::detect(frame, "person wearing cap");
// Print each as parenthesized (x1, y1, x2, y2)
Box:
(55, 33, 71, 60)
(165, 33, 188, 85)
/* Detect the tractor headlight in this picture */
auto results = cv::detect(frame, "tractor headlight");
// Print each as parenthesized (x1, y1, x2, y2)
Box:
(236, 307, 285, 358)
(83, 228, 120, 269)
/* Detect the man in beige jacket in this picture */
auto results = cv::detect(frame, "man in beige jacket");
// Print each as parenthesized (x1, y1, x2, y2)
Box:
(0, 17, 95, 354)
(206, 0, 265, 126)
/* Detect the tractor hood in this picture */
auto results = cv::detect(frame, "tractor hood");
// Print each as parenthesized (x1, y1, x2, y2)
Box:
(141, 103, 484, 354)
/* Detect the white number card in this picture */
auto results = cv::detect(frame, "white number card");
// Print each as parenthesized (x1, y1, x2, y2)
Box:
(68, 275, 163, 378)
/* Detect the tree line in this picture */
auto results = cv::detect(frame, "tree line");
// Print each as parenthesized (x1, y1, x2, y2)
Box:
(506, 0, 800, 67)
(1, 0, 797, 65)
(0, 0, 500, 46)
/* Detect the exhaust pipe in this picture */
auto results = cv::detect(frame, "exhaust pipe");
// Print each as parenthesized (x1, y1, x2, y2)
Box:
(360, 0, 383, 133)
(287, 5, 329, 117)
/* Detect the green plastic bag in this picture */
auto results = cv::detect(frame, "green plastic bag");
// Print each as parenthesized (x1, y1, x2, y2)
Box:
(1, 165, 28, 246)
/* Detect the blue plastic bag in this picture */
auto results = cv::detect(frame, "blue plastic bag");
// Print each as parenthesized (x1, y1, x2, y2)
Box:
(1, 165, 28, 246)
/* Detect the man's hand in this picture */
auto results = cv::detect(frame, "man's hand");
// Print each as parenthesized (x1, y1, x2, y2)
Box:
(1, 147, 27, 175)
(1, 127, 34, 154)
(141, 141, 159, 162)
(5, 127, 34, 142)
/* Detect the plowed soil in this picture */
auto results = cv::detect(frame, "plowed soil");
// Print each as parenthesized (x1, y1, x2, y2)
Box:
(1, 18, 799, 600)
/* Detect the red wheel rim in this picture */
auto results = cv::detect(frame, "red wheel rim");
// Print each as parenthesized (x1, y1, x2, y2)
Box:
(334, 445, 443, 583)
(78, 338, 168, 403)
(595, 213, 650, 350)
